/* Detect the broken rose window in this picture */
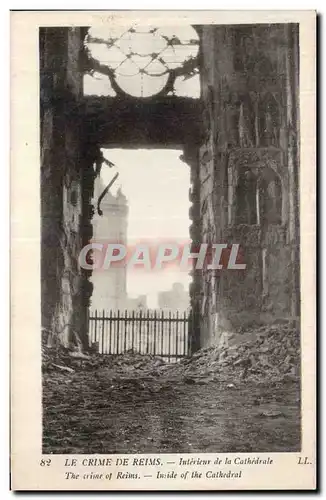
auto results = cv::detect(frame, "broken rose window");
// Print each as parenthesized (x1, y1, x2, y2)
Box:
(83, 25, 200, 98)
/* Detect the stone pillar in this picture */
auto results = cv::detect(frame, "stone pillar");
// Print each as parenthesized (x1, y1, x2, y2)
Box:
(40, 27, 90, 349)
(183, 145, 202, 352)
(198, 24, 300, 345)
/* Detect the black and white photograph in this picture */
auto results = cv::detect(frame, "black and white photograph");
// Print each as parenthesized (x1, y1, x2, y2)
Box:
(40, 20, 302, 455)
(10, 10, 316, 491)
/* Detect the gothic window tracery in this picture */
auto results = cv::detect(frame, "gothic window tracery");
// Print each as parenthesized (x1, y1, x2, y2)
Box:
(84, 25, 200, 98)
(235, 167, 282, 226)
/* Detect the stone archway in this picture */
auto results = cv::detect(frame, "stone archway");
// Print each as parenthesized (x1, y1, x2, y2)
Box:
(40, 23, 300, 351)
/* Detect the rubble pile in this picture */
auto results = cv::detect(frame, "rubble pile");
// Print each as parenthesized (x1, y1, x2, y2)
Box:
(165, 323, 300, 384)
(92, 352, 167, 380)
(43, 323, 300, 384)
(42, 346, 166, 377)
(42, 345, 91, 373)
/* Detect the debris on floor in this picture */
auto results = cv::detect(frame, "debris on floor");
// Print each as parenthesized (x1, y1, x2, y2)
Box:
(42, 323, 300, 454)
(165, 322, 300, 384)
(43, 323, 300, 385)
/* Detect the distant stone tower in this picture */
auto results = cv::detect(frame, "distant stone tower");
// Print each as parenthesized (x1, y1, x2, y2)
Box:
(91, 177, 128, 311)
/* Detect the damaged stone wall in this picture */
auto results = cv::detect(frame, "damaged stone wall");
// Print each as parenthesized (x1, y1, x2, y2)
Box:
(196, 24, 300, 346)
(40, 27, 91, 349)
(39, 24, 300, 353)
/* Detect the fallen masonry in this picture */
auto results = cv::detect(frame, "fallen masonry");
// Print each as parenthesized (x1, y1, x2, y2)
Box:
(42, 322, 300, 386)
(43, 321, 301, 455)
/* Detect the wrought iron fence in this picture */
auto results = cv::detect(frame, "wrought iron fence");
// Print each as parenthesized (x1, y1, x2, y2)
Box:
(88, 309, 190, 362)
